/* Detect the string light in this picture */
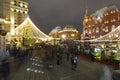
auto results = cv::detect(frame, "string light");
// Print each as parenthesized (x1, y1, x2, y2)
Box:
(13, 16, 53, 41)
(91, 25, 120, 42)
(75, 25, 120, 42)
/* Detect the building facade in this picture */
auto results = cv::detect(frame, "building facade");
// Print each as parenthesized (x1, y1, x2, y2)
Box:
(49, 25, 80, 40)
(82, 5, 120, 40)
(58, 25, 79, 40)
(0, 0, 28, 32)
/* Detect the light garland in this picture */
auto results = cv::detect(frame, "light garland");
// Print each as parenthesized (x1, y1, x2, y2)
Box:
(12, 16, 53, 41)
(91, 25, 120, 42)
(75, 25, 120, 42)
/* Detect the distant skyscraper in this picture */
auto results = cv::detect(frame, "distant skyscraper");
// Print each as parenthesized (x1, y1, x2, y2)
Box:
(0, 0, 28, 32)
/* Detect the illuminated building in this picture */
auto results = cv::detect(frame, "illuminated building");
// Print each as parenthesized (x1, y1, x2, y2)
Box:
(49, 25, 80, 40)
(82, 5, 120, 40)
(0, 0, 28, 32)
(49, 26, 62, 38)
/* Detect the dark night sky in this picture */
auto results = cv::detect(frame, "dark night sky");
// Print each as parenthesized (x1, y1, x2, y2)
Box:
(27, 0, 120, 34)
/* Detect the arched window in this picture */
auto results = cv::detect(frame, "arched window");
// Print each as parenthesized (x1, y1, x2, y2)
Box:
(93, 28, 95, 32)
(89, 29, 91, 34)
(85, 29, 88, 34)
(96, 27, 99, 33)
(105, 26, 108, 32)
(112, 25, 116, 31)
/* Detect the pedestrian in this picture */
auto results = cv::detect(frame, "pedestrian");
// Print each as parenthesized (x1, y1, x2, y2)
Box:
(5, 48, 10, 58)
(66, 52, 70, 61)
(1, 59, 10, 80)
(73, 56, 78, 69)
(90, 51, 94, 62)
(66, 46, 70, 61)
(12, 45, 17, 59)
(59, 53, 62, 64)
(57, 52, 60, 65)
(71, 54, 74, 70)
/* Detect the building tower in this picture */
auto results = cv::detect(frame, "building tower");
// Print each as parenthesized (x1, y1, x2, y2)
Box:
(0, 0, 28, 33)
(82, 6, 89, 40)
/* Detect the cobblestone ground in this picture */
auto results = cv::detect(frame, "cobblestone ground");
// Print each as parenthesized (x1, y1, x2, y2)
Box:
(45, 56, 113, 80)
(1, 50, 114, 80)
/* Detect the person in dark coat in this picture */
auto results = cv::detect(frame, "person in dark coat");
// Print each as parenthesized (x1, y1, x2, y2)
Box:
(1, 59, 10, 80)
(57, 52, 60, 65)
(71, 54, 74, 70)
(73, 56, 78, 68)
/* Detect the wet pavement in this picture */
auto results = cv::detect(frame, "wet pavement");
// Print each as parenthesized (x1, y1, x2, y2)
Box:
(0, 51, 115, 80)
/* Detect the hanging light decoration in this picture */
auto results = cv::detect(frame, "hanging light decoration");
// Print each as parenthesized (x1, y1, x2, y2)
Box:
(13, 16, 53, 41)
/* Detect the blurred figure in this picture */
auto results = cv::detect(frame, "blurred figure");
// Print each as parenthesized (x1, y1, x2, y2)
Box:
(5, 48, 10, 58)
(71, 54, 74, 70)
(1, 59, 10, 80)
(71, 55, 78, 70)
(100, 65, 112, 80)
(66, 46, 70, 61)
(57, 52, 60, 65)
(0, 48, 10, 80)
(74, 55, 78, 68)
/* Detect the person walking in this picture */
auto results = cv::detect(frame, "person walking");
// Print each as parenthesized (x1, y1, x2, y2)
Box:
(1, 59, 10, 80)
(73, 55, 78, 69)
(71, 54, 74, 70)
(57, 52, 60, 65)
(0, 47, 11, 80)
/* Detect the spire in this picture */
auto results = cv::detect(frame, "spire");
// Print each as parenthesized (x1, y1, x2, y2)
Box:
(84, 6, 89, 19)
(85, 6, 88, 15)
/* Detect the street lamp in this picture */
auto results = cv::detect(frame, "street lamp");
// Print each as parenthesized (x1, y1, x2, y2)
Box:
(61, 34, 66, 39)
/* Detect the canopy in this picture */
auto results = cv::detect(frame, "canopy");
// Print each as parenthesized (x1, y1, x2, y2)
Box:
(10, 16, 53, 41)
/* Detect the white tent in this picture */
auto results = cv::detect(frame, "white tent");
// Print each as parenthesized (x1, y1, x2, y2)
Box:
(91, 25, 120, 42)
(10, 16, 53, 41)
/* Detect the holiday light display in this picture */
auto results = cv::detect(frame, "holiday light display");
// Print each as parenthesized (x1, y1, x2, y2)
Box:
(11, 16, 53, 41)
(92, 25, 120, 42)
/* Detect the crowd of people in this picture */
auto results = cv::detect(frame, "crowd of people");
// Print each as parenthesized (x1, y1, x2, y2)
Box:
(0, 43, 80, 80)
(36, 44, 79, 70)
(0, 45, 33, 80)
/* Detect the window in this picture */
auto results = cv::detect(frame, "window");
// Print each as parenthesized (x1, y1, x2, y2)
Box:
(112, 25, 116, 31)
(104, 12, 109, 16)
(92, 28, 95, 32)
(25, 11, 27, 14)
(104, 20, 109, 24)
(88, 25, 91, 27)
(11, 8, 14, 11)
(24, 5, 28, 8)
(105, 26, 108, 32)
(85, 29, 88, 34)
(96, 27, 99, 33)
(113, 10, 116, 13)
(111, 11, 113, 14)
(89, 29, 91, 34)
(14, 9, 16, 12)
(20, 3, 23, 7)
(11, 1, 14, 4)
